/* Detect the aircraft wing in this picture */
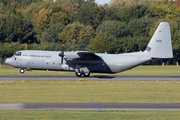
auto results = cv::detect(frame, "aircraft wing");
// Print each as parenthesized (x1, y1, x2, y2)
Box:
(77, 52, 101, 59)
(65, 51, 103, 64)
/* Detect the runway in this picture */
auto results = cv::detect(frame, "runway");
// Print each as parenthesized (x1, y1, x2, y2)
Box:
(0, 75, 180, 80)
(1, 103, 180, 111)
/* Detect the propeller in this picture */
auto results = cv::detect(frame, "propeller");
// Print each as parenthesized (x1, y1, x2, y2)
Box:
(59, 45, 64, 69)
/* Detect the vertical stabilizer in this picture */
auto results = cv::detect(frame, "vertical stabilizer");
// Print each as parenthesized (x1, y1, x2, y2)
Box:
(144, 22, 173, 59)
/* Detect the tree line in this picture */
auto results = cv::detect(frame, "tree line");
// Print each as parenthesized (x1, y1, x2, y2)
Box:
(0, 0, 180, 64)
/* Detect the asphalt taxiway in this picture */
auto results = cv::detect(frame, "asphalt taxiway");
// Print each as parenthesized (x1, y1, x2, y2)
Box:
(0, 75, 180, 80)
(0, 103, 180, 111)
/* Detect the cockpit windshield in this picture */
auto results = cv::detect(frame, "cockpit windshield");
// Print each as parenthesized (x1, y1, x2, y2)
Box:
(14, 52, 21, 56)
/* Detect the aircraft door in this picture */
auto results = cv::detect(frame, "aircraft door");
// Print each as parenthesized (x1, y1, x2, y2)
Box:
(52, 60, 56, 67)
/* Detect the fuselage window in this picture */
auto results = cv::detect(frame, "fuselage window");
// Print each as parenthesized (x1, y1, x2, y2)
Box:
(14, 52, 21, 56)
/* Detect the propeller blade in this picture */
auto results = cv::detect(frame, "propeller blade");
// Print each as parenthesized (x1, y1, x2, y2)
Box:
(59, 45, 64, 57)
(61, 56, 63, 64)
(59, 45, 64, 69)
(61, 45, 64, 54)
(61, 45, 64, 64)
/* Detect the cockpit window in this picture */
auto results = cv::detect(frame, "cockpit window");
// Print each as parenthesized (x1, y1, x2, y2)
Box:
(14, 52, 21, 56)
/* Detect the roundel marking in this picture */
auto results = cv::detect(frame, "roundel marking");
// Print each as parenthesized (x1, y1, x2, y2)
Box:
(122, 61, 126, 64)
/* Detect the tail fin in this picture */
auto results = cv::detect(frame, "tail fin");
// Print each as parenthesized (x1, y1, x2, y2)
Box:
(144, 22, 173, 59)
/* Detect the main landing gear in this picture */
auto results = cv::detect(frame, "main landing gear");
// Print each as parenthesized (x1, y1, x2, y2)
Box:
(75, 69, 90, 77)
(20, 68, 25, 74)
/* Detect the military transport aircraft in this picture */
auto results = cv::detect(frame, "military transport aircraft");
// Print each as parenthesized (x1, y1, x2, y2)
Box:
(5, 22, 173, 77)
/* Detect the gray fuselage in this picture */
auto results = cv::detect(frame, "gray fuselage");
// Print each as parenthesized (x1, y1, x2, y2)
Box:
(6, 50, 152, 73)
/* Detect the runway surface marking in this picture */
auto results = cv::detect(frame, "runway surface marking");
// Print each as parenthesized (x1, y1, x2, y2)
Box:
(1, 103, 180, 111)
(0, 75, 180, 80)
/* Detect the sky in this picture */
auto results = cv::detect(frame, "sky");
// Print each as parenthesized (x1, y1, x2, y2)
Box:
(95, 0, 111, 5)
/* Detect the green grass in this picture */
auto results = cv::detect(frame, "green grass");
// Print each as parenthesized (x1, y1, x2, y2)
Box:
(0, 66, 180, 119)
(0, 65, 180, 76)
(0, 80, 180, 103)
(0, 65, 75, 76)
(0, 110, 180, 120)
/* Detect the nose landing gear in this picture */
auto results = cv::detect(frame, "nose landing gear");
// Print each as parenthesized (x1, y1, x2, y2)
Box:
(20, 68, 25, 74)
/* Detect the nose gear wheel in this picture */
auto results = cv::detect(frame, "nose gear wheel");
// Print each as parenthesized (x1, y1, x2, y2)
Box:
(20, 68, 25, 74)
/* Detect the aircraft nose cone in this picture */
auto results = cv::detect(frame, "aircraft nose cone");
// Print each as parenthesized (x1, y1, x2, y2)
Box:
(5, 58, 11, 65)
